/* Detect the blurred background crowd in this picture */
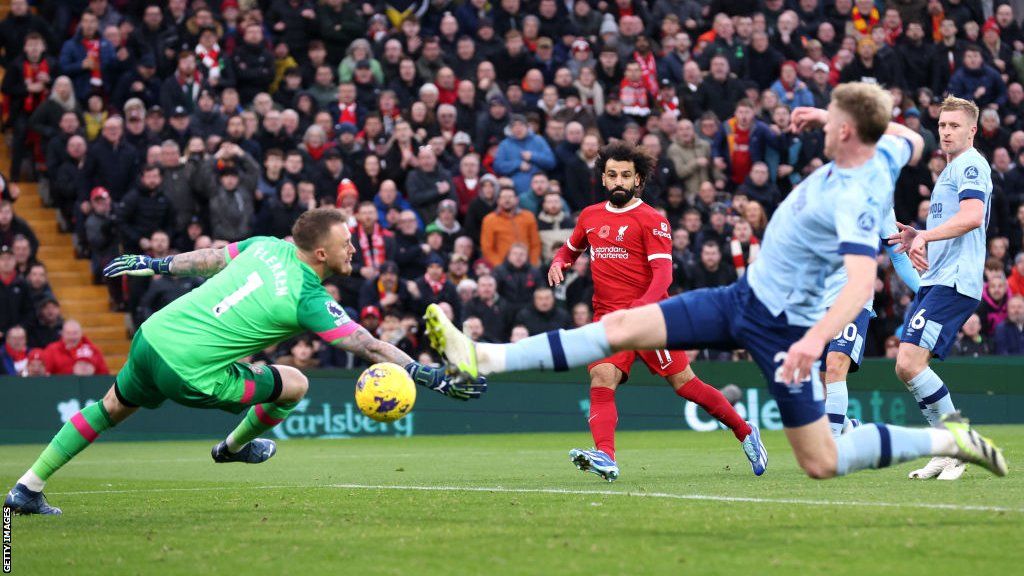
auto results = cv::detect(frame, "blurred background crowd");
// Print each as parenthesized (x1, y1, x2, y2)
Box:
(2, 0, 1024, 377)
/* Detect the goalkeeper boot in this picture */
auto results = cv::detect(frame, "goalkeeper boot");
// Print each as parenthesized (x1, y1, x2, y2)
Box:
(569, 448, 619, 482)
(211, 439, 277, 464)
(740, 421, 768, 476)
(941, 413, 1007, 477)
(4, 483, 62, 516)
(424, 303, 479, 380)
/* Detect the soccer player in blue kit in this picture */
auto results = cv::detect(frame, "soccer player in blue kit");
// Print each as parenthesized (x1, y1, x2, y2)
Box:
(425, 83, 1007, 480)
(888, 97, 994, 480)
(820, 209, 921, 439)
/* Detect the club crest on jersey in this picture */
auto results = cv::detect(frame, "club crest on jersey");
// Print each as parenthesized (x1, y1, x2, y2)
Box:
(964, 166, 979, 180)
(660, 222, 668, 232)
(615, 225, 629, 241)
(326, 301, 348, 325)
(857, 211, 875, 232)
(598, 225, 611, 239)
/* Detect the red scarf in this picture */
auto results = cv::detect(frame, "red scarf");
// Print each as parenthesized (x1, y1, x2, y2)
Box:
(196, 43, 221, 72)
(729, 235, 760, 276)
(22, 58, 50, 113)
(306, 142, 328, 161)
(633, 52, 659, 96)
(356, 223, 389, 268)
(424, 272, 447, 295)
(851, 7, 880, 36)
(83, 37, 102, 84)
(4, 343, 27, 363)
(338, 102, 358, 125)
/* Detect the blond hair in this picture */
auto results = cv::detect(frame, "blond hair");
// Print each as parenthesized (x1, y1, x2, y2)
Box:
(939, 95, 980, 125)
(831, 82, 892, 144)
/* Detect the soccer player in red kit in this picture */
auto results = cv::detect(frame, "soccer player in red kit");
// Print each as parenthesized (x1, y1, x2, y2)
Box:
(548, 141, 768, 481)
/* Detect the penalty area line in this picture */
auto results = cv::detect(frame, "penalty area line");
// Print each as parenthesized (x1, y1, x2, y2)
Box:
(48, 483, 1024, 513)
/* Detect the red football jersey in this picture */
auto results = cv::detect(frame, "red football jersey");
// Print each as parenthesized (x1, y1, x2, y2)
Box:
(565, 200, 673, 317)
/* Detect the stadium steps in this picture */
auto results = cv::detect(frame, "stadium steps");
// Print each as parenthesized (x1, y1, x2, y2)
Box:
(1, 150, 130, 371)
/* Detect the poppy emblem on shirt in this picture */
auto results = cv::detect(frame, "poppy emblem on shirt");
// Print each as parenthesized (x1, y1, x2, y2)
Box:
(598, 225, 611, 238)
(965, 166, 979, 180)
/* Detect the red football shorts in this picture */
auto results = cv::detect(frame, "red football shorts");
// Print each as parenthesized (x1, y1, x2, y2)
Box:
(588, 349, 690, 383)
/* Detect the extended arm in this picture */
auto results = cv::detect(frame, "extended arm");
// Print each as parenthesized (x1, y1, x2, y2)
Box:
(103, 247, 228, 278)
(332, 325, 486, 400)
(884, 122, 925, 166)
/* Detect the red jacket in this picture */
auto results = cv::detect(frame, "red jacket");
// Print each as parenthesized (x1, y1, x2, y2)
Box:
(42, 336, 109, 376)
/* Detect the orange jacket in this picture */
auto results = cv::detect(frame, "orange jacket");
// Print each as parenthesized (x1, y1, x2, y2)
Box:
(480, 208, 541, 267)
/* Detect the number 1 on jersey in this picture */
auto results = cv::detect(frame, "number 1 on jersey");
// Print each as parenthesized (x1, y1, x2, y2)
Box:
(213, 271, 264, 317)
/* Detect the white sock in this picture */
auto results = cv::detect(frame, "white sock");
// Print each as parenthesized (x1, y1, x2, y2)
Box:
(928, 428, 958, 456)
(476, 342, 506, 375)
(18, 469, 45, 492)
(225, 434, 246, 454)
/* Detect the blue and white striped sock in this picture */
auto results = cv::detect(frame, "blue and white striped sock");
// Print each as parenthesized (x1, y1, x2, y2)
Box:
(835, 423, 935, 476)
(907, 368, 956, 426)
(488, 323, 613, 373)
(825, 380, 849, 438)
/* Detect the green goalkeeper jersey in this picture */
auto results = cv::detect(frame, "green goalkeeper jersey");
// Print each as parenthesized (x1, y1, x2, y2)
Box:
(142, 236, 358, 387)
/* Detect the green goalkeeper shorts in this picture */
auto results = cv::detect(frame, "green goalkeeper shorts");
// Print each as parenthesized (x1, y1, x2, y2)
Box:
(115, 329, 282, 414)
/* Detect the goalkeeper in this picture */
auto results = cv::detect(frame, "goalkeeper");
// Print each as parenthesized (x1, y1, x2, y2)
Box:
(4, 208, 486, 516)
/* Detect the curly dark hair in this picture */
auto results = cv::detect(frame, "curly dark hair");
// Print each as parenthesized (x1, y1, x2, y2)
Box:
(595, 140, 655, 190)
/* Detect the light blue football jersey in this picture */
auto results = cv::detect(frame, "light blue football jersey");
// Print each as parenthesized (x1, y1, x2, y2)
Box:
(822, 210, 906, 316)
(920, 147, 991, 300)
(747, 135, 913, 327)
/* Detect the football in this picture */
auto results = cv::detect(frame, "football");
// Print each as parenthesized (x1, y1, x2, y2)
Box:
(354, 362, 416, 422)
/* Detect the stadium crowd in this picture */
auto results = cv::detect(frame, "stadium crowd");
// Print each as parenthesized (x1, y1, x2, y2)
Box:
(3, 0, 1024, 377)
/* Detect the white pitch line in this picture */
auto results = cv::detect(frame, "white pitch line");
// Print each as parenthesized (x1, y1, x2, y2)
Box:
(47, 483, 1024, 514)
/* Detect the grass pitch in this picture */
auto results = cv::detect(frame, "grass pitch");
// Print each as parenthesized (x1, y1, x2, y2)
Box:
(3, 427, 1022, 575)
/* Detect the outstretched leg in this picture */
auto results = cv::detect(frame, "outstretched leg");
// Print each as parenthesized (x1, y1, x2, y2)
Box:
(5, 384, 137, 515)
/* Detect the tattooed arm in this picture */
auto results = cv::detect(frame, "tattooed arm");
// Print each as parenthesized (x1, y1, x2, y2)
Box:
(103, 247, 228, 278)
(333, 326, 485, 400)
(335, 325, 415, 366)
(167, 248, 229, 278)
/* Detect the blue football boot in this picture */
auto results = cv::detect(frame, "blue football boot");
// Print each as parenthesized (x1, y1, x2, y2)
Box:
(569, 448, 620, 482)
(4, 483, 62, 515)
(741, 422, 768, 476)
(211, 439, 277, 464)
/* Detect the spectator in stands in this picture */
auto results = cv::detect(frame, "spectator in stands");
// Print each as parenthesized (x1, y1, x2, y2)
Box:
(41, 319, 108, 376)
(697, 55, 746, 122)
(275, 334, 322, 371)
(493, 114, 557, 196)
(668, 119, 713, 199)
(117, 164, 174, 253)
(426, 199, 462, 253)
(713, 99, 778, 190)
(995, 295, 1024, 355)
(0, 325, 29, 376)
(537, 192, 575, 262)
(2, 32, 56, 181)
(0, 244, 34, 343)
(737, 162, 782, 216)
(952, 314, 991, 357)
(462, 274, 512, 343)
(358, 261, 411, 316)
(481, 187, 541, 267)
(412, 253, 459, 317)
(11, 235, 36, 277)
(516, 286, 572, 335)
(351, 201, 397, 280)
(82, 186, 119, 300)
(59, 11, 115, 101)
(0, 201, 39, 259)
(1009, 253, 1024, 296)
(196, 143, 260, 242)
(493, 242, 544, 319)
(407, 146, 455, 223)
(87, 116, 140, 201)
(687, 240, 737, 290)
(978, 273, 1010, 335)
(135, 273, 202, 324)
(24, 263, 54, 310)
(770, 60, 814, 108)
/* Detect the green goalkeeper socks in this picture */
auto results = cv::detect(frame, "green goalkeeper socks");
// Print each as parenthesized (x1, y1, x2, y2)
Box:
(225, 401, 298, 452)
(29, 401, 114, 483)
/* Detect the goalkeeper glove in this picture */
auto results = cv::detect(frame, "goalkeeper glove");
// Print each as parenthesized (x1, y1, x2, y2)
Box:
(103, 254, 175, 277)
(405, 361, 487, 401)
